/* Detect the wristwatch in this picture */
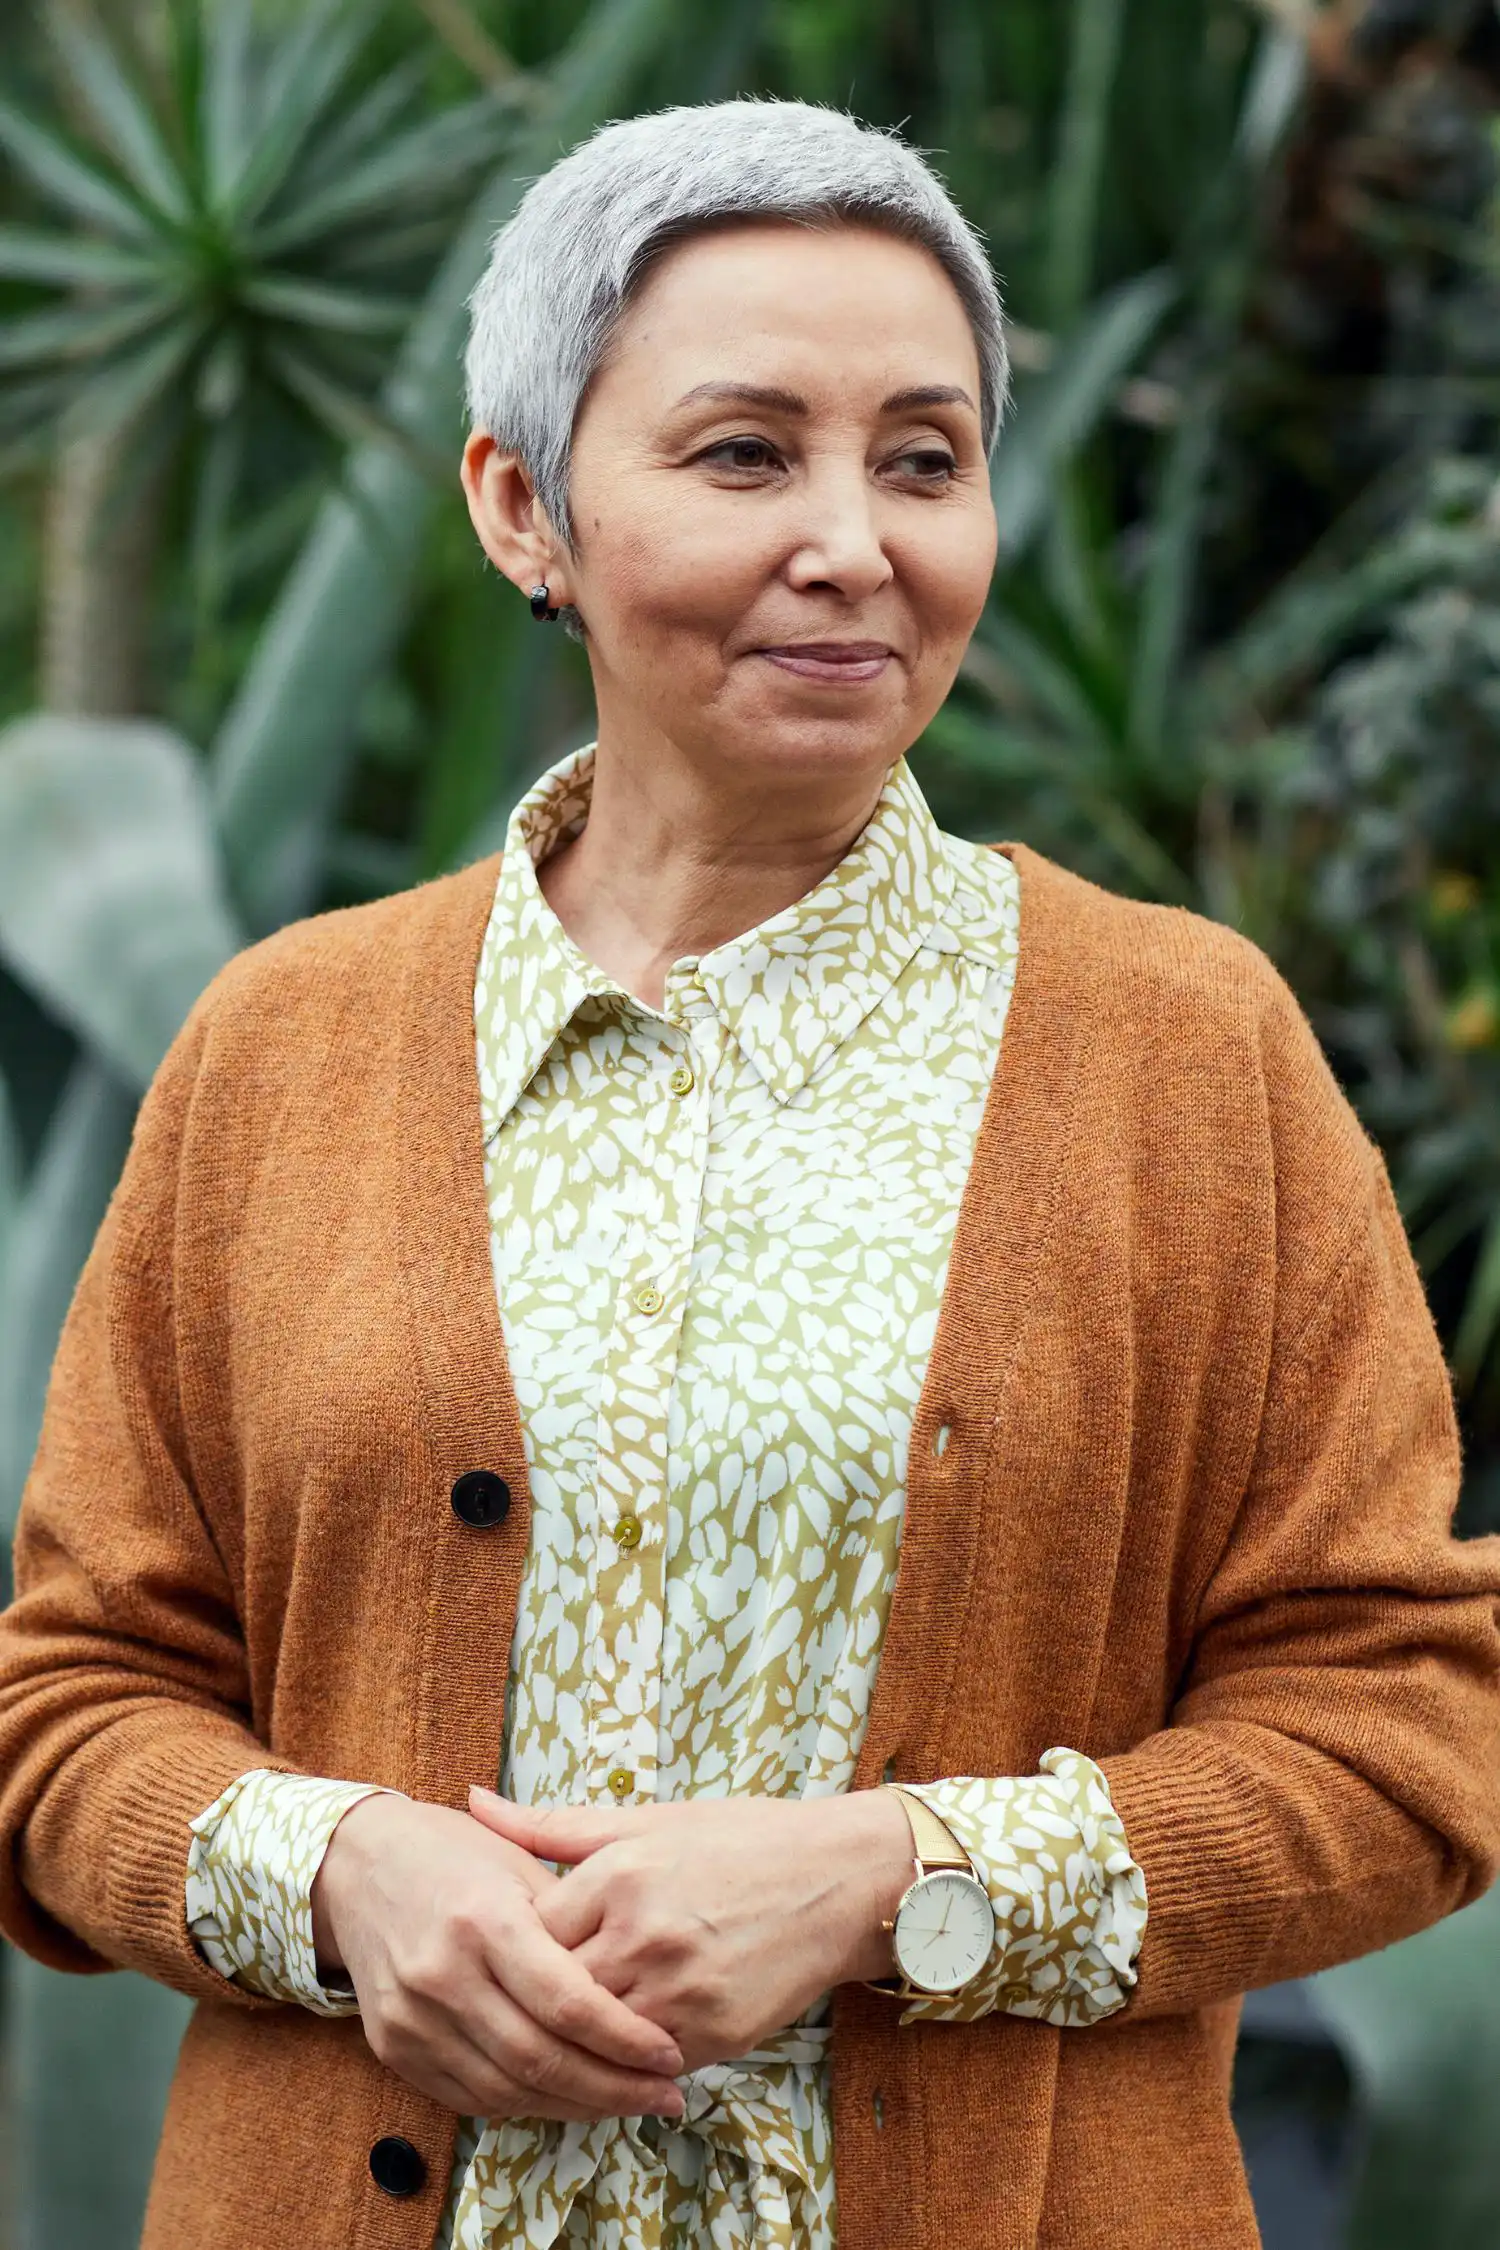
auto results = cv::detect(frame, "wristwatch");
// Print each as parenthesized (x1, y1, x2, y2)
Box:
(864, 1787, 995, 2000)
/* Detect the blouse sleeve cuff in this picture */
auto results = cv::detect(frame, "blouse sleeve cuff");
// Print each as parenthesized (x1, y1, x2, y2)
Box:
(894, 1748, 1148, 2028)
(185, 1768, 401, 2017)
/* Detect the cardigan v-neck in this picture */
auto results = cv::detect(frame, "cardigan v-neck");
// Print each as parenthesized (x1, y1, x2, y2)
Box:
(2, 835, 1498, 2250)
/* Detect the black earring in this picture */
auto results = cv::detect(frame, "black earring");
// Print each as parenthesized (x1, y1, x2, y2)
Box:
(529, 583, 559, 622)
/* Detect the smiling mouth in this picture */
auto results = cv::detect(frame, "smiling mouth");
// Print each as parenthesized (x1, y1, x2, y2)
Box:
(755, 642, 894, 683)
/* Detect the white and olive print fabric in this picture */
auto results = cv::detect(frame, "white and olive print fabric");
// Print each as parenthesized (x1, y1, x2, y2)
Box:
(186, 1774, 384, 2011)
(187, 742, 1147, 2248)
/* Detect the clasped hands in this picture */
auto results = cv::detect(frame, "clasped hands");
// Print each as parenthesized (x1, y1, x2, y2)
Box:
(310, 1782, 915, 2126)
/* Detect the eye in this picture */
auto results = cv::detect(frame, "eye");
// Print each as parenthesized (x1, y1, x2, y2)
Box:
(699, 436, 783, 473)
(890, 447, 958, 484)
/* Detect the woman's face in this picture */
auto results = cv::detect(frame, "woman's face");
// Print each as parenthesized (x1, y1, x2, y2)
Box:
(469, 220, 997, 795)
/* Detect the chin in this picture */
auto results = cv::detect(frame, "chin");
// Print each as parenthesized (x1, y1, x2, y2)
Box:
(708, 700, 918, 782)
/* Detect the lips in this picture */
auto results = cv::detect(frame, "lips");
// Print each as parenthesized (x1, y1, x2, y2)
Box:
(756, 641, 894, 683)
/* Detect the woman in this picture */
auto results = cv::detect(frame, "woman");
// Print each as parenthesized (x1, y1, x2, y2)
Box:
(0, 95, 1497, 2250)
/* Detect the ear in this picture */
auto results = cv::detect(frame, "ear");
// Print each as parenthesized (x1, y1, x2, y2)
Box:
(460, 432, 577, 607)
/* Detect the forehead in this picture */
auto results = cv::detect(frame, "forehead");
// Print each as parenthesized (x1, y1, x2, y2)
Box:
(599, 219, 982, 408)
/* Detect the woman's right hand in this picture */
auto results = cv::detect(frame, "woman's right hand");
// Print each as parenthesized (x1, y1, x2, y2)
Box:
(310, 1792, 687, 2123)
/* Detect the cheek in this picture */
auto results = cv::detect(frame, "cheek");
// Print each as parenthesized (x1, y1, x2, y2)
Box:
(578, 490, 769, 649)
(899, 509, 997, 650)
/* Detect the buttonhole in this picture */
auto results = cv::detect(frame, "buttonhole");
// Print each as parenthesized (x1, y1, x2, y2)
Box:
(872, 2088, 886, 2130)
(932, 1421, 953, 1459)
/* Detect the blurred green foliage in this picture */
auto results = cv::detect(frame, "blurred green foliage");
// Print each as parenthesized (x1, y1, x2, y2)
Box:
(2, 0, 1500, 2244)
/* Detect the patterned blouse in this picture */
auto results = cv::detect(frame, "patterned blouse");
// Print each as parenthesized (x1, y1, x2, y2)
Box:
(185, 744, 1148, 2250)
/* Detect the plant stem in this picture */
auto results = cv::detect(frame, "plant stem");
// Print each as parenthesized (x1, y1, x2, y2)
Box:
(38, 428, 162, 716)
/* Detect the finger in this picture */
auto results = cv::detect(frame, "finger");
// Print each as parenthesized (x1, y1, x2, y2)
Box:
(484, 1906, 684, 2077)
(534, 1869, 606, 1952)
(391, 2030, 670, 2125)
(464, 1982, 685, 2120)
(468, 1787, 639, 1864)
(570, 1930, 649, 2007)
(372, 1979, 683, 2122)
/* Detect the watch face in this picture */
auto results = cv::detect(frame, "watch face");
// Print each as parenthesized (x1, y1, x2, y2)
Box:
(892, 1869, 995, 1993)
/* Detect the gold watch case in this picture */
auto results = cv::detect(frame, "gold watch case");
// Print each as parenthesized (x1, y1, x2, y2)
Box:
(864, 1786, 994, 2000)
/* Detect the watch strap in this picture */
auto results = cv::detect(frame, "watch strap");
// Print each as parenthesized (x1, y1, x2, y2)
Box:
(888, 1786, 970, 1873)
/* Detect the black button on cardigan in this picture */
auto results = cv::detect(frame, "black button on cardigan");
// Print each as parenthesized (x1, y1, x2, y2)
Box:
(369, 2136, 427, 2197)
(450, 1470, 511, 1527)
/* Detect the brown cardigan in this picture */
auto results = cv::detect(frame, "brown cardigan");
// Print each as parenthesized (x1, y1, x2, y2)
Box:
(2, 840, 1498, 2250)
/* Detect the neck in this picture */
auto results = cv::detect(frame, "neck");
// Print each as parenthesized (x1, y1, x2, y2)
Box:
(537, 725, 892, 1010)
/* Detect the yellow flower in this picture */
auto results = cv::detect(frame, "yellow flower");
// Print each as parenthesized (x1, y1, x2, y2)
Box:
(1447, 986, 1500, 1051)
(1430, 870, 1482, 921)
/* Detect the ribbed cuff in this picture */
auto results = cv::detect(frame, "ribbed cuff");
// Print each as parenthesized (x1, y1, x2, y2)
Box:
(103, 1720, 306, 2006)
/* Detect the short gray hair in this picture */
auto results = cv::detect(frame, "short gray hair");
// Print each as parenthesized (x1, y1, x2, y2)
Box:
(464, 97, 1009, 580)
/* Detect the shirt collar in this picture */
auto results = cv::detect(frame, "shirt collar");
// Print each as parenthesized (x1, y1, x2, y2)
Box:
(475, 740, 959, 1127)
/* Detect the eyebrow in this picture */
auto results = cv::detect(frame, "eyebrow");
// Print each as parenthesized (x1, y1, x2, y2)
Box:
(671, 381, 978, 417)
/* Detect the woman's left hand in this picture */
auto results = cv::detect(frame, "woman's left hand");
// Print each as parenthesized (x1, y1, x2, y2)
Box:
(467, 1785, 914, 2072)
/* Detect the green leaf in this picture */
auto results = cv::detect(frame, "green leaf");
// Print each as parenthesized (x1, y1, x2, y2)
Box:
(239, 273, 414, 336)
(1191, 520, 1484, 728)
(200, 0, 254, 210)
(264, 341, 453, 482)
(0, 716, 244, 1091)
(54, 316, 204, 446)
(968, 609, 1114, 745)
(0, 1059, 136, 1543)
(46, 8, 193, 225)
(422, 573, 574, 875)
(1452, 1206, 1500, 1387)
(219, 2, 369, 232)
(1235, 23, 1308, 171)
(251, 96, 510, 256)
(1127, 23, 1308, 756)
(1127, 368, 1221, 752)
(7, 1956, 190, 2250)
(0, 294, 175, 372)
(991, 267, 1179, 563)
(1312, 1883, 1500, 2248)
(0, 1065, 169, 2250)
(1045, 0, 1128, 330)
(290, 53, 436, 194)
(0, 225, 160, 286)
(0, 1063, 18, 1298)
(0, 94, 155, 243)
(211, 0, 676, 936)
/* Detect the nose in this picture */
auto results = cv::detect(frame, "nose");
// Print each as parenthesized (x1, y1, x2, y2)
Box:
(784, 462, 894, 604)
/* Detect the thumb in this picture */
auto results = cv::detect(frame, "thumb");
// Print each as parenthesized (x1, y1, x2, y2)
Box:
(467, 1786, 637, 1863)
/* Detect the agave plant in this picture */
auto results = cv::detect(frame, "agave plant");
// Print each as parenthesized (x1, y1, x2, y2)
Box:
(0, 0, 519, 471)
(0, 0, 526, 716)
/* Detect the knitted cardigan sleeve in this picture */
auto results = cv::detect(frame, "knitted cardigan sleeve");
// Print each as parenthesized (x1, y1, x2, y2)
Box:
(0, 994, 304, 2003)
(1098, 964, 1500, 2019)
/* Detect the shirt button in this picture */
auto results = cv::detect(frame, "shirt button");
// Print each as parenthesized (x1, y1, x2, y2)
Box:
(633, 1283, 663, 1315)
(450, 1470, 511, 1528)
(608, 1768, 634, 1799)
(614, 1513, 643, 1550)
(667, 1061, 695, 1096)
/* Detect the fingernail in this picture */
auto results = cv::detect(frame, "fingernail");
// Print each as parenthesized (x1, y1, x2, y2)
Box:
(654, 2048, 683, 2074)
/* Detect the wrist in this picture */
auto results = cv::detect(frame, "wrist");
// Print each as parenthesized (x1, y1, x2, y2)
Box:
(309, 1790, 404, 1979)
(834, 1787, 916, 1985)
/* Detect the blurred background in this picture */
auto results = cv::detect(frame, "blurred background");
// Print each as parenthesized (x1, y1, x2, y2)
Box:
(2, 0, 1499, 2241)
